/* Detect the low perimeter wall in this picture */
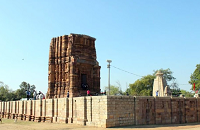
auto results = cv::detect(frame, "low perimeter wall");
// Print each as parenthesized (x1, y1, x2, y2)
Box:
(0, 96, 200, 127)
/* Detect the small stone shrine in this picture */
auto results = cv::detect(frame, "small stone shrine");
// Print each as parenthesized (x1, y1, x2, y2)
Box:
(47, 33, 101, 98)
(152, 70, 171, 97)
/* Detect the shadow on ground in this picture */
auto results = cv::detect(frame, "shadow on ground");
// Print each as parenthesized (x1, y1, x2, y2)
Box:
(112, 123, 200, 129)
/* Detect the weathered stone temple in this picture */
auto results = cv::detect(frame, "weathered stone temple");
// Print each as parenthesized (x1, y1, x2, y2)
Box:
(47, 33, 101, 98)
(152, 71, 171, 97)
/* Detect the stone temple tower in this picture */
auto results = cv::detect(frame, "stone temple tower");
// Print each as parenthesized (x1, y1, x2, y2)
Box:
(47, 33, 101, 98)
(152, 71, 171, 97)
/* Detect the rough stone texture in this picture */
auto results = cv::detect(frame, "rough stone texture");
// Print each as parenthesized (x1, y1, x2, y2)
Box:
(47, 33, 101, 98)
(135, 96, 155, 125)
(106, 96, 135, 127)
(85, 96, 107, 127)
(71, 97, 86, 125)
(57, 98, 68, 123)
(155, 97, 171, 124)
(171, 97, 185, 123)
(185, 97, 197, 123)
(89, 96, 107, 127)
(45, 99, 54, 117)
(1, 96, 200, 128)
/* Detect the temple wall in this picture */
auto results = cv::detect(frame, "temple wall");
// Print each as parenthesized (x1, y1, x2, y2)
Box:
(57, 98, 68, 123)
(1, 96, 200, 128)
(46, 99, 54, 117)
(155, 97, 171, 124)
(135, 96, 155, 125)
(86, 96, 107, 127)
(171, 97, 185, 123)
(185, 97, 197, 123)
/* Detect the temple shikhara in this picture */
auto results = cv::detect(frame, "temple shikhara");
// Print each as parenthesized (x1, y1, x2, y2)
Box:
(47, 33, 101, 98)
(152, 70, 171, 97)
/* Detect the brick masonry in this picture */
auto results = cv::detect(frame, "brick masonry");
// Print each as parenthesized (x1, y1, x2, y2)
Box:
(0, 96, 200, 128)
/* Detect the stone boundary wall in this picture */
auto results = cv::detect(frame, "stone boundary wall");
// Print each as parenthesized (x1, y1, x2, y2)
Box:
(0, 96, 200, 128)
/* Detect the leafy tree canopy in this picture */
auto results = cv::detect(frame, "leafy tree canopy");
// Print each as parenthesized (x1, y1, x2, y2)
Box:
(105, 81, 123, 95)
(0, 81, 36, 101)
(0, 82, 15, 101)
(154, 68, 179, 94)
(153, 68, 175, 82)
(180, 90, 193, 97)
(16, 81, 36, 99)
(127, 68, 178, 96)
(128, 75, 155, 96)
(189, 64, 200, 90)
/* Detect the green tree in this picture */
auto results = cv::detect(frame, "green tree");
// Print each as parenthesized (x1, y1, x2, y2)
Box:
(0, 81, 36, 101)
(127, 68, 177, 96)
(189, 64, 200, 90)
(0, 82, 16, 101)
(105, 85, 122, 95)
(15, 81, 36, 99)
(129, 75, 155, 96)
(180, 90, 193, 97)
(153, 68, 175, 82)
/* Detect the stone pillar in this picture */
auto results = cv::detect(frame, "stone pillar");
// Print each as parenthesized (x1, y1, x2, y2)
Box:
(68, 97, 73, 124)
(1, 102, 5, 117)
(53, 98, 58, 122)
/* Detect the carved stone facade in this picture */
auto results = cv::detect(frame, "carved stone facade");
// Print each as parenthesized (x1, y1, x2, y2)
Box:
(152, 71, 171, 97)
(47, 33, 101, 98)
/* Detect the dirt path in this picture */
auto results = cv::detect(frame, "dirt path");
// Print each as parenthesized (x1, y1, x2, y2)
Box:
(1, 119, 200, 130)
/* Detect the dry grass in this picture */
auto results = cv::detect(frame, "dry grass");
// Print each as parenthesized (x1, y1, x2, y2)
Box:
(0, 118, 101, 130)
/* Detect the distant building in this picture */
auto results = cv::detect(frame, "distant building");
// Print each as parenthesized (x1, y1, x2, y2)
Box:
(152, 71, 171, 97)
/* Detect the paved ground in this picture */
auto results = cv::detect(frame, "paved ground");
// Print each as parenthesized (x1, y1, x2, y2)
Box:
(0, 118, 200, 130)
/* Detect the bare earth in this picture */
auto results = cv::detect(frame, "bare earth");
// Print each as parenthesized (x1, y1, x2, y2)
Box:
(0, 119, 200, 130)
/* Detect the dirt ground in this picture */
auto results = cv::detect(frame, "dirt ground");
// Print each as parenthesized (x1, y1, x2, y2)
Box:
(1, 118, 200, 130)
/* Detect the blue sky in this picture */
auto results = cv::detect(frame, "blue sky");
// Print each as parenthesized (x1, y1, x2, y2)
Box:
(0, 0, 199, 94)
